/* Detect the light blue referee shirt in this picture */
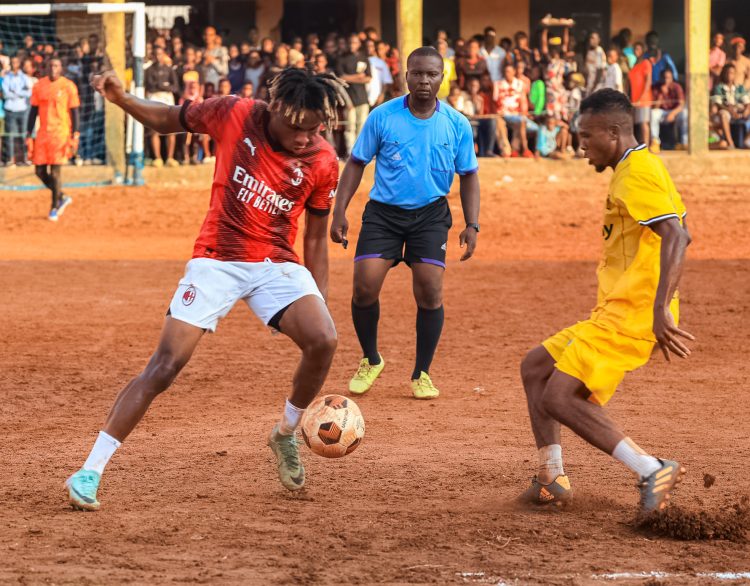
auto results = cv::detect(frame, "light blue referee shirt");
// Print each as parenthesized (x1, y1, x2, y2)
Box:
(351, 95, 478, 210)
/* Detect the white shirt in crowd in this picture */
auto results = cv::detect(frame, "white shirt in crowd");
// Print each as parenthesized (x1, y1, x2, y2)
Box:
(604, 62, 624, 92)
(480, 45, 507, 82)
(366, 55, 393, 107)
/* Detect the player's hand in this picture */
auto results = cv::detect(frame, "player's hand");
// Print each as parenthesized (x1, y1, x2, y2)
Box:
(69, 133, 80, 157)
(25, 137, 34, 160)
(459, 227, 478, 261)
(330, 212, 349, 247)
(91, 70, 126, 105)
(653, 308, 694, 361)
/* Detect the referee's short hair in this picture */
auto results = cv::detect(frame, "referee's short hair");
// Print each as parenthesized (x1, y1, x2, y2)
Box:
(407, 46, 443, 68)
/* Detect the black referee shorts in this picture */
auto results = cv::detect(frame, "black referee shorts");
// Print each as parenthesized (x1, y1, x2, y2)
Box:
(354, 198, 452, 268)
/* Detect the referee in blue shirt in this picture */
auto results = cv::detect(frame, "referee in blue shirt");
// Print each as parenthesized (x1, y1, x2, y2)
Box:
(331, 46, 481, 400)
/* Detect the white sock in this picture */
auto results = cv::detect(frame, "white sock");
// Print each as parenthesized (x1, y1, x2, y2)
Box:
(279, 399, 305, 436)
(612, 437, 661, 479)
(538, 444, 565, 483)
(82, 431, 121, 475)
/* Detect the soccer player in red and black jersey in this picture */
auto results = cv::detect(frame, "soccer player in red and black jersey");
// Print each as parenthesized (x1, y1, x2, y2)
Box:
(65, 68, 349, 510)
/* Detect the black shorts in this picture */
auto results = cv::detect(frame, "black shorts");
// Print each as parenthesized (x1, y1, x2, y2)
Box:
(354, 198, 452, 268)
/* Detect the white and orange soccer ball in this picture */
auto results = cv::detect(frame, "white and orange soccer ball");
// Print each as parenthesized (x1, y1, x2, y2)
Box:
(301, 395, 365, 458)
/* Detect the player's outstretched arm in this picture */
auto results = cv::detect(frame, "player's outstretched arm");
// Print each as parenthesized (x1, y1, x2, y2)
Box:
(91, 71, 183, 135)
(458, 172, 480, 261)
(304, 212, 330, 300)
(651, 217, 694, 361)
(330, 159, 366, 246)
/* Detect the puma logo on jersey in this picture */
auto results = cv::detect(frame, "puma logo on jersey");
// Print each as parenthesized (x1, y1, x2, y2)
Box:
(243, 137, 256, 156)
(603, 223, 614, 240)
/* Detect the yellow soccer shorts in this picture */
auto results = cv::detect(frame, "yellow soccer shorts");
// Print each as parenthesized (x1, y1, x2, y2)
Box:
(542, 320, 656, 406)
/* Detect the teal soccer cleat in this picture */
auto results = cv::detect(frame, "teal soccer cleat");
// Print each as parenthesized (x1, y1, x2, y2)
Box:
(65, 469, 101, 511)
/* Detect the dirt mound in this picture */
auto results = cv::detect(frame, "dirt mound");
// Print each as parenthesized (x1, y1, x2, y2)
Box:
(636, 496, 750, 541)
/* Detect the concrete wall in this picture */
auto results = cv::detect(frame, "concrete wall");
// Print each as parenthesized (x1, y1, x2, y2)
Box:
(256, 0, 283, 40)
(610, 0, 653, 42)
(460, 0, 530, 40)
(364, 0, 382, 34)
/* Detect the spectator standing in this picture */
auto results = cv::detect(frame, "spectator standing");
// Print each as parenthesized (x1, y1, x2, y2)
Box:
(244, 50, 266, 97)
(710, 33, 727, 89)
(436, 30, 455, 58)
(200, 26, 228, 88)
(227, 44, 245, 93)
(456, 39, 488, 90)
(650, 68, 688, 151)
(614, 28, 637, 68)
(385, 47, 405, 97)
(712, 63, 750, 148)
(528, 64, 546, 116)
(337, 33, 372, 156)
(365, 39, 393, 108)
(584, 32, 607, 96)
(646, 31, 678, 84)
(480, 27, 506, 82)
(628, 43, 653, 145)
(604, 48, 624, 92)
(145, 46, 179, 167)
(0, 41, 10, 74)
(727, 37, 750, 90)
(2, 56, 33, 166)
(511, 31, 533, 70)
(436, 39, 457, 101)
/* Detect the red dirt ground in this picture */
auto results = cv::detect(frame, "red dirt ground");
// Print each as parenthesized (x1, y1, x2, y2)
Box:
(1, 156, 749, 585)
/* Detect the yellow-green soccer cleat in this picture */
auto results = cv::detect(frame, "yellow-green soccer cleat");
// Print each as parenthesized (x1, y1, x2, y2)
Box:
(638, 459, 685, 513)
(349, 355, 385, 395)
(267, 424, 305, 491)
(411, 371, 440, 400)
(65, 469, 101, 511)
(519, 474, 573, 506)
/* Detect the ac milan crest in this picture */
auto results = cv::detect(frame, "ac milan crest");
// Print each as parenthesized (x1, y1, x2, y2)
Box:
(182, 285, 196, 306)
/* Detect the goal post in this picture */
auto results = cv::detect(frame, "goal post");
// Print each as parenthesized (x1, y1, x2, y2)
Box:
(0, 2, 146, 187)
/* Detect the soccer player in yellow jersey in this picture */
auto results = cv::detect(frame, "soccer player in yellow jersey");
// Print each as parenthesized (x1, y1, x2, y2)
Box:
(519, 89, 693, 513)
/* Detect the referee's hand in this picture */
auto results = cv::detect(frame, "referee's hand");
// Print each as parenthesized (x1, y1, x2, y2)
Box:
(459, 227, 478, 261)
(330, 212, 349, 248)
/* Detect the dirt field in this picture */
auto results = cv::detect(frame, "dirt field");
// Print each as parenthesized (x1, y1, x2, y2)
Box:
(1, 155, 749, 585)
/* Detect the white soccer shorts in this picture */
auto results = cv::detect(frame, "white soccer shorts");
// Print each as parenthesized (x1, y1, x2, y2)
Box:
(168, 257, 323, 332)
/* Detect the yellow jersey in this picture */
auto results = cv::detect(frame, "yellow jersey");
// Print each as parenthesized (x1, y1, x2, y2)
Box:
(438, 58, 457, 100)
(591, 144, 686, 340)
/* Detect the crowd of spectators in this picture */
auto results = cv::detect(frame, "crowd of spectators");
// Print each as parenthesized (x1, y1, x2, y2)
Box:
(1, 15, 749, 167)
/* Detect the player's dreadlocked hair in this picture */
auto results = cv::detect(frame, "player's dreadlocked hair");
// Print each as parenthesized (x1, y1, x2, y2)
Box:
(268, 67, 349, 129)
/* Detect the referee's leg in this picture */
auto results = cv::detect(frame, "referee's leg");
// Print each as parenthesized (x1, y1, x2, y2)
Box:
(411, 262, 445, 381)
(352, 258, 393, 365)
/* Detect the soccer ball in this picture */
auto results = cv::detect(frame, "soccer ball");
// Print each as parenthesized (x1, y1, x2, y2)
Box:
(301, 395, 365, 458)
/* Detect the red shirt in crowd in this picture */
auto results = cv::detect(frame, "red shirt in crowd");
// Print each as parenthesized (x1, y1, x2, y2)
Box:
(654, 81, 685, 111)
(180, 97, 338, 264)
(628, 59, 653, 106)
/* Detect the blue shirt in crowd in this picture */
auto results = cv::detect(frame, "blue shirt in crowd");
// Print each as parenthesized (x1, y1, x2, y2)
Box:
(351, 95, 478, 210)
(649, 52, 678, 84)
(1, 70, 32, 113)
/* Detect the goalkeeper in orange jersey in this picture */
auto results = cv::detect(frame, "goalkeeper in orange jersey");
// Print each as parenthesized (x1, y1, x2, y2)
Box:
(26, 57, 80, 221)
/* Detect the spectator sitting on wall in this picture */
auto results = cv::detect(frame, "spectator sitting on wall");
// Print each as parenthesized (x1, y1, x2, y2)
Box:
(465, 77, 497, 157)
(727, 37, 750, 90)
(645, 31, 678, 85)
(535, 114, 569, 159)
(495, 62, 532, 157)
(650, 68, 688, 152)
(516, 60, 531, 95)
(240, 81, 254, 99)
(456, 39, 487, 90)
(712, 63, 750, 149)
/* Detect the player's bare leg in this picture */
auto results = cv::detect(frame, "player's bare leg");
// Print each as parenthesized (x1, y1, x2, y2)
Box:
(519, 346, 571, 504)
(268, 294, 338, 491)
(411, 262, 444, 399)
(104, 317, 205, 440)
(349, 258, 393, 394)
(66, 317, 204, 510)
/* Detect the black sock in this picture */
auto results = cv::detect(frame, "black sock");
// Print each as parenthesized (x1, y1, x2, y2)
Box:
(412, 305, 444, 380)
(50, 165, 62, 208)
(351, 299, 381, 365)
